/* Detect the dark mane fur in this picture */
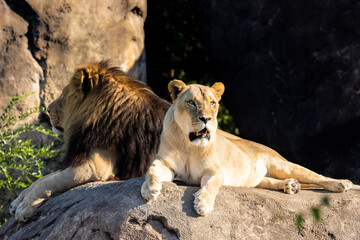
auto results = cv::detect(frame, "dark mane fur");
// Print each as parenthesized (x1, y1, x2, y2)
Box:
(63, 61, 170, 179)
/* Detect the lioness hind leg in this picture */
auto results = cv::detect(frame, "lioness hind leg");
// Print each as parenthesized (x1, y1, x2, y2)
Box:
(266, 157, 353, 192)
(256, 177, 300, 194)
(141, 159, 174, 201)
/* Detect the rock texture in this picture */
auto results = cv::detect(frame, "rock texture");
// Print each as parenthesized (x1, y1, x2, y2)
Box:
(1, 178, 360, 239)
(201, 0, 360, 182)
(0, 0, 146, 115)
(0, 0, 42, 123)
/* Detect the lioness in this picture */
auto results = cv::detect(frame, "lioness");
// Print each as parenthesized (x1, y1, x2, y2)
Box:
(10, 61, 170, 222)
(141, 80, 360, 216)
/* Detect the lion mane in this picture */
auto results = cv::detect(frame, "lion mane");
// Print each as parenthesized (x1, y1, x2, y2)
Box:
(63, 61, 171, 179)
(10, 61, 171, 222)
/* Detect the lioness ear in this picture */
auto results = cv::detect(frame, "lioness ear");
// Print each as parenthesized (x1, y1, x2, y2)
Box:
(168, 80, 186, 102)
(211, 82, 225, 101)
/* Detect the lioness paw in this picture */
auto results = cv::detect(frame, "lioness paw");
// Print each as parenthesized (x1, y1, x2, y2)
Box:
(320, 179, 352, 192)
(333, 180, 352, 192)
(284, 179, 300, 195)
(193, 189, 215, 216)
(337, 180, 353, 192)
(141, 179, 162, 201)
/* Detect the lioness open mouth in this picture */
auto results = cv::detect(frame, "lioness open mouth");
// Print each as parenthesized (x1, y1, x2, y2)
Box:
(189, 128, 210, 142)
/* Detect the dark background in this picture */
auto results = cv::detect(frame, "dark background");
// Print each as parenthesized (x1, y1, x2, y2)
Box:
(145, 0, 360, 183)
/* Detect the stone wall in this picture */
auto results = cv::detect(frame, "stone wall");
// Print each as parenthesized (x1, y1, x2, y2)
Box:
(0, 0, 146, 116)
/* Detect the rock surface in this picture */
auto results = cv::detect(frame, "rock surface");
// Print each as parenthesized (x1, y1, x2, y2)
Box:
(201, 0, 360, 182)
(0, 0, 42, 123)
(0, 0, 146, 115)
(1, 177, 359, 239)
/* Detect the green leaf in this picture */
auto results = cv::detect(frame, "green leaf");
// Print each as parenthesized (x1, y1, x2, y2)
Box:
(0, 93, 61, 226)
(321, 196, 330, 206)
(295, 214, 305, 231)
(311, 207, 321, 222)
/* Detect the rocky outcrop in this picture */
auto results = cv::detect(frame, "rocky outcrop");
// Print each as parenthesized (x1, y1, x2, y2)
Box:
(0, 0, 42, 123)
(201, 1, 360, 182)
(0, 0, 146, 115)
(1, 178, 360, 239)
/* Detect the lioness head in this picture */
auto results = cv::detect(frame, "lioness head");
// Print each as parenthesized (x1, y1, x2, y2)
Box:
(168, 80, 225, 147)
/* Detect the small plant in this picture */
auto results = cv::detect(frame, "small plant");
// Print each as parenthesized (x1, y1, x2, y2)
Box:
(294, 195, 330, 233)
(0, 93, 61, 226)
(217, 103, 240, 135)
(295, 213, 305, 232)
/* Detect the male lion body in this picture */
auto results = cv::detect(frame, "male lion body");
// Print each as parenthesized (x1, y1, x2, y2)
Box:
(10, 61, 170, 222)
(141, 80, 360, 216)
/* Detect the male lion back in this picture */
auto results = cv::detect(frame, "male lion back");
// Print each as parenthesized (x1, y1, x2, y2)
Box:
(61, 61, 171, 179)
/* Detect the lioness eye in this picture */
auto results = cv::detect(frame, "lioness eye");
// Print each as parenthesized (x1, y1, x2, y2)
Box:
(210, 101, 216, 107)
(187, 100, 195, 106)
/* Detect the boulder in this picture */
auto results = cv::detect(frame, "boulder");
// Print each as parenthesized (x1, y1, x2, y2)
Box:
(1, 178, 359, 239)
(0, 0, 146, 115)
(200, 0, 360, 182)
(0, 0, 42, 123)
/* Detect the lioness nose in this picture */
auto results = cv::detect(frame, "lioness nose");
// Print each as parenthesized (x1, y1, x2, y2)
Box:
(199, 116, 212, 123)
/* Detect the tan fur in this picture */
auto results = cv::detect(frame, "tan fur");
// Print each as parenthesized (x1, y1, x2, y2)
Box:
(141, 80, 358, 216)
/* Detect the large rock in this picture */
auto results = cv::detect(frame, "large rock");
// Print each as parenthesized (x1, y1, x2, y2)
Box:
(0, 0, 146, 115)
(1, 178, 360, 239)
(0, 0, 42, 123)
(201, 1, 360, 181)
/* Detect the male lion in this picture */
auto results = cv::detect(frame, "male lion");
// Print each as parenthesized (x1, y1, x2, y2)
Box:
(10, 61, 170, 222)
(141, 80, 360, 216)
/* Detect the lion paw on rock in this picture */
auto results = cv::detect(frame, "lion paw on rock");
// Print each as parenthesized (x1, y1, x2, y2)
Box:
(9, 196, 23, 216)
(11, 195, 45, 222)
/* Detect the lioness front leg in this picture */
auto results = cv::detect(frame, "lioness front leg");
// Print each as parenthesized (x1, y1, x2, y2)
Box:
(141, 159, 174, 201)
(194, 169, 224, 216)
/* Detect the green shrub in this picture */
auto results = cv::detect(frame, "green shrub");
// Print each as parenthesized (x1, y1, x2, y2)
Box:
(217, 103, 240, 135)
(0, 93, 61, 226)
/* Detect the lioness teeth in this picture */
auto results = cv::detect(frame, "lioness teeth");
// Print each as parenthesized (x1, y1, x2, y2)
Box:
(195, 129, 208, 136)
